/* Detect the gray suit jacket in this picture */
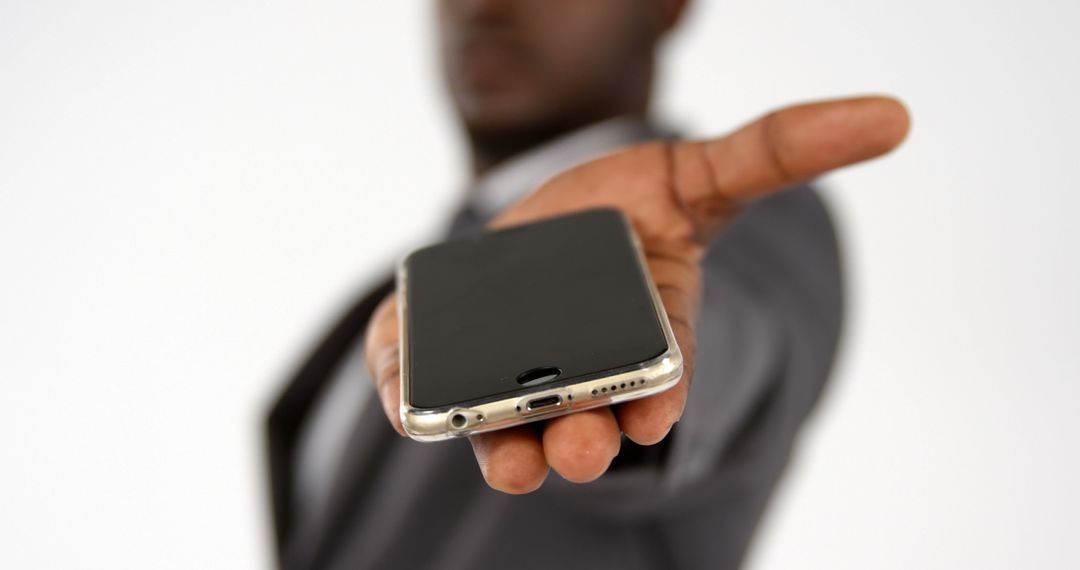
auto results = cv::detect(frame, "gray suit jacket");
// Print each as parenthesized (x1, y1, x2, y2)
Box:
(266, 121, 843, 570)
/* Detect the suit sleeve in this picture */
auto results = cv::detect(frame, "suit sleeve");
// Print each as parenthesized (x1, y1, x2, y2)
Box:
(661, 184, 843, 490)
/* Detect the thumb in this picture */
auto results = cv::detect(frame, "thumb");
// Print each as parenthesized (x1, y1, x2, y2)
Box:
(670, 95, 910, 237)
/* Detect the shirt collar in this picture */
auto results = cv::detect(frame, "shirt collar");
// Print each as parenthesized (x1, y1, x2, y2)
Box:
(467, 117, 668, 219)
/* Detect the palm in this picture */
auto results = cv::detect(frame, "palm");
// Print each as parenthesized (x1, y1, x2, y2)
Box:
(366, 96, 910, 493)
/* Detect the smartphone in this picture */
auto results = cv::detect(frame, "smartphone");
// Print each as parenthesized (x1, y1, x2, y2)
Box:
(396, 207, 683, 441)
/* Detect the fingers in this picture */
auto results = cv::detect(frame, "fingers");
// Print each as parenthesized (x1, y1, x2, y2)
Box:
(363, 294, 406, 435)
(470, 427, 549, 494)
(542, 407, 622, 483)
(470, 408, 620, 492)
(673, 95, 910, 237)
(617, 304, 696, 444)
(613, 244, 700, 444)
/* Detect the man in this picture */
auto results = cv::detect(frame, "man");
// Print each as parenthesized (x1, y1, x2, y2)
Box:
(266, 1, 909, 569)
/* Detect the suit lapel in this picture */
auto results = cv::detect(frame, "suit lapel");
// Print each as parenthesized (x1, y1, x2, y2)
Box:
(266, 275, 395, 562)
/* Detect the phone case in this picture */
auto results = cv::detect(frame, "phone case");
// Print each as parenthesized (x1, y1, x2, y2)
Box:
(397, 207, 683, 441)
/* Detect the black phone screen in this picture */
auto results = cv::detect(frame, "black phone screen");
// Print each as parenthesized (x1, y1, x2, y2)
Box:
(403, 208, 668, 409)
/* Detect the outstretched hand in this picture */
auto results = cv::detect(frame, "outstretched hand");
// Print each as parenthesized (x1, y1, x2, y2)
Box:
(364, 96, 910, 493)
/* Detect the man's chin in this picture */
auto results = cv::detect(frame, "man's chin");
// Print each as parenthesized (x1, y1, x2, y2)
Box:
(461, 107, 568, 146)
(458, 98, 548, 133)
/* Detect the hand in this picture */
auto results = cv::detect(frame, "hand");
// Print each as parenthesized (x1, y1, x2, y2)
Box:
(365, 96, 910, 493)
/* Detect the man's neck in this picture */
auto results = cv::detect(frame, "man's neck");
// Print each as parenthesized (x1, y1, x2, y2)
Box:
(467, 125, 585, 178)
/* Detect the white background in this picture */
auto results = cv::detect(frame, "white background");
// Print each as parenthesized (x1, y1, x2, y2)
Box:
(2, 1, 1078, 568)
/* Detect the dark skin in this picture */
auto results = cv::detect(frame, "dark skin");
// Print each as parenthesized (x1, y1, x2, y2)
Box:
(365, 0, 911, 493)
(438, 0, 685, 175)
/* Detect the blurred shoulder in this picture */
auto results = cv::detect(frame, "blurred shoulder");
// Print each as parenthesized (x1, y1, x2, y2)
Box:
(719, 183, 838, 250)
(702, 182, 843, 324)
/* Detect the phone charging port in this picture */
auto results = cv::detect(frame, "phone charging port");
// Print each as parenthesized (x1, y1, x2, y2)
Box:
(526, 395, 562, 411)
